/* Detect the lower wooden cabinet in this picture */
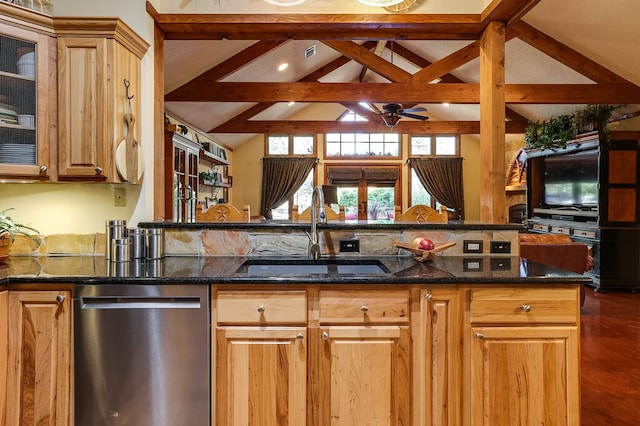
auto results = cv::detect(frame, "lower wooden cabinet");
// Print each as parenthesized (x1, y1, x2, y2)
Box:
(215, 326, 307, 425)
(468, 287, 581, 426)
(5, 290, 72, 426)
(313, 325, 411, 426)
(213, 284, 581, 426)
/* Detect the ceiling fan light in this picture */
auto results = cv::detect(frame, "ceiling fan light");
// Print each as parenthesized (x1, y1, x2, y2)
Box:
(264, 0, 307, 6)
(358, 0, 404, 6)
(382, 114, 402, 128)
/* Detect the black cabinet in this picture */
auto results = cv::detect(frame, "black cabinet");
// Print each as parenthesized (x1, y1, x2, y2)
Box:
(526, 131, 640, 292)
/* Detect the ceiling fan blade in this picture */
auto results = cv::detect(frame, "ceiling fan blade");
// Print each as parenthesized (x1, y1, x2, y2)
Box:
(400, 107, 427, 113)
(400, 112, 429, 121)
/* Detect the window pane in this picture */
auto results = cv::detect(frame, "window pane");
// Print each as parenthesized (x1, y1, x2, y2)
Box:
(268, 135, 289, 155)
(370, 133, 384, 142)
(293, 170, 314, 212)
(293, 135, 314, 155)
(337, 187, 358, 220)
(411, 169, 432, 206)
(356, 141, 370, 156)
(370, 142, 384, 156)
(326, 133, 341, 142)
(271, 200, 289, 220)
(411, 136, 431, 155)
(368, 187, 395, 221)
(435, 136, 457, 155)
(384, 142, 399, 156)
(342, 141, 356, 156)
(326, 142, 341, 156)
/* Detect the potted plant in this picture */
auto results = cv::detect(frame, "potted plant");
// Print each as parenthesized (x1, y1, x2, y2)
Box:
(572, 104, 618, 139)
(0, 208, 40, 261)
(524, 114, 574, 150)
(199, 171, 216, 185)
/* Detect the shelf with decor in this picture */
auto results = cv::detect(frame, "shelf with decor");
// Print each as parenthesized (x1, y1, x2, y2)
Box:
(526, 131, 640, 292)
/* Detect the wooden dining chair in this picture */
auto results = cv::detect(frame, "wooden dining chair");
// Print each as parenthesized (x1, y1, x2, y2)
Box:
(196, 203, 250, 223)
(292, 204, 346, 221)
(394, 204, 448, 223)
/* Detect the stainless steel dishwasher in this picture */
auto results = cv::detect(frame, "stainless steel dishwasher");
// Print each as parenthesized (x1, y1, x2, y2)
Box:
(74, 284, 210, 426)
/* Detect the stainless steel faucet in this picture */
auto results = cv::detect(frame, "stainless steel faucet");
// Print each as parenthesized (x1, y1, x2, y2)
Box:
(308, 185, 326, 259)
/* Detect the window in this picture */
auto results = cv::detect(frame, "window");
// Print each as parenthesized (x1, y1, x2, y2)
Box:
(267, 134, 315, 156)
(265, 134, 316, 220)
(325, 110, 400, 158)
(410, 135, 459, 207)
(410, 135, 458, 156)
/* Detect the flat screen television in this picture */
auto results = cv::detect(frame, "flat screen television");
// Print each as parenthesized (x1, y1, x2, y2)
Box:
(543, 149, 599, 209)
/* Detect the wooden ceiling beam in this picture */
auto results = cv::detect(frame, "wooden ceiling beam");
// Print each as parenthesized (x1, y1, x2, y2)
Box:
(212, 119, 527, 134)
(168, 82, 640, 104)
(481, 0, 542, 26)
(154, 13, 484, 41)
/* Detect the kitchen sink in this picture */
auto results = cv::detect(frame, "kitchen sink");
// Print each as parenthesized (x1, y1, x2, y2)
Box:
(237, 258, 391, 276)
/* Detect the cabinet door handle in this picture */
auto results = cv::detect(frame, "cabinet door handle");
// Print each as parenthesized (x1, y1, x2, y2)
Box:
(39, 165, 47, 173)
(360, 305, 369, 313)
(424, 293, 433, 300)
(56, 294, 66, 303)
(296, 333, 304, 341)
(322, 332, 329, 340)
(521, 304, 532, 312)
(257, 304, 265, 313)
(475, 333, 484, 339)
(95, 166, 103, 175)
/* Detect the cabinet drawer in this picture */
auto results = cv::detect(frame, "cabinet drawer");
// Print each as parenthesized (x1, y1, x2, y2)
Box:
(319, 290, 409, 324)
(572, 229, 596, 239)
(469, 287, 579, 324)
(551, 226, 571, 235)
(531, 223, 549, 232)
(216, 291, 307, 324)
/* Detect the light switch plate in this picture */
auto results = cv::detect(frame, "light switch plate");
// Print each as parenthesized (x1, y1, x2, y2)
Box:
(114, 187, 126, 207)
(463, 240, 483, 253)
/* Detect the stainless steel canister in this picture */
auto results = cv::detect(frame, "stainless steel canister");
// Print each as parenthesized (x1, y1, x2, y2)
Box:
(111, 238, 131, 262)
(105, 220, 127, 260)
(145, 228, 165, 259)
(128, 228, 146, 259)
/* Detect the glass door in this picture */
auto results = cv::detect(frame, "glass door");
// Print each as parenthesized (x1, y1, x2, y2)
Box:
(0, 34, 37, 168)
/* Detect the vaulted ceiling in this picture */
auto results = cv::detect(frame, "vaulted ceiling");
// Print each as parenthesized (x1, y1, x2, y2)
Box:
(151, 0, 640, 150)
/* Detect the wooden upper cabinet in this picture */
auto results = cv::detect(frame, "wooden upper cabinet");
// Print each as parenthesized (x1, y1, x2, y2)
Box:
(55, 18, 148, 182)
(0, 7, 56, 181)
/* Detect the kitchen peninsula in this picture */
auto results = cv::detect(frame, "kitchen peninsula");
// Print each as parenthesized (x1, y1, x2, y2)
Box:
(1, 220, 586, 425)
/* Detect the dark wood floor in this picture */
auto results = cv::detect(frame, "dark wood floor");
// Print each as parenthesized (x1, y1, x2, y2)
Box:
(580, 287, 640, 425)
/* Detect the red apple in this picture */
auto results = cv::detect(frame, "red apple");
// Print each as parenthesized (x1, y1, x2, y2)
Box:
(418, 238, 435, 251)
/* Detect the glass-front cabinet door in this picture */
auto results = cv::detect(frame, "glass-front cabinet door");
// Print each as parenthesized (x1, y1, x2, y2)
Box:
(0, 21, 54, 180)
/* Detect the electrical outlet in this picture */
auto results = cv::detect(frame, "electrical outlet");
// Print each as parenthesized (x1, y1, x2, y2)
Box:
(339, 240, 360, 253)
(490, 258, 512, 271)
(463, 240, 483, 253)
(114, 187, 126, 207)
(463, 258, 483, 272)
(490, 241, 511, 254)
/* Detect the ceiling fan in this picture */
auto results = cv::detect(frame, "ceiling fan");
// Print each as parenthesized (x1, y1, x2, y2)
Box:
(372, 103, 429, 128)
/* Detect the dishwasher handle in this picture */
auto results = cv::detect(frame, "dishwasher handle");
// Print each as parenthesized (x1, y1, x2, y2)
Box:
(80, 296, 202, 310)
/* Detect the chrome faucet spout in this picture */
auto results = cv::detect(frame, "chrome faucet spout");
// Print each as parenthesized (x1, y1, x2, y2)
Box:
(309, 186, 326, 259)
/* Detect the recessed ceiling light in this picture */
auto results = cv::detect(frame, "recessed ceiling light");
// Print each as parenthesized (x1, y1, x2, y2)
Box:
(278, 63, 289, 71)
(264, 0, 307, 5)
(443, 102, 450, 107)
(357, 0, 404, 6)
(288, 101, 296, 106)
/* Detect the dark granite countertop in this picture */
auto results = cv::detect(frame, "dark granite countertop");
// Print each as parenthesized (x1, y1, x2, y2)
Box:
(0, 255, 591, 286)
(138, 220, 526, 232)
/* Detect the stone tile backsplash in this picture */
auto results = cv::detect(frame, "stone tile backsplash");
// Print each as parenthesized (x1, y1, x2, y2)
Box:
(9, 228, 521, 257)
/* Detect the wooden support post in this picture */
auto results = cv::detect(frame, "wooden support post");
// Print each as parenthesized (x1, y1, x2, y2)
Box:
(479, 21, 507, 223)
